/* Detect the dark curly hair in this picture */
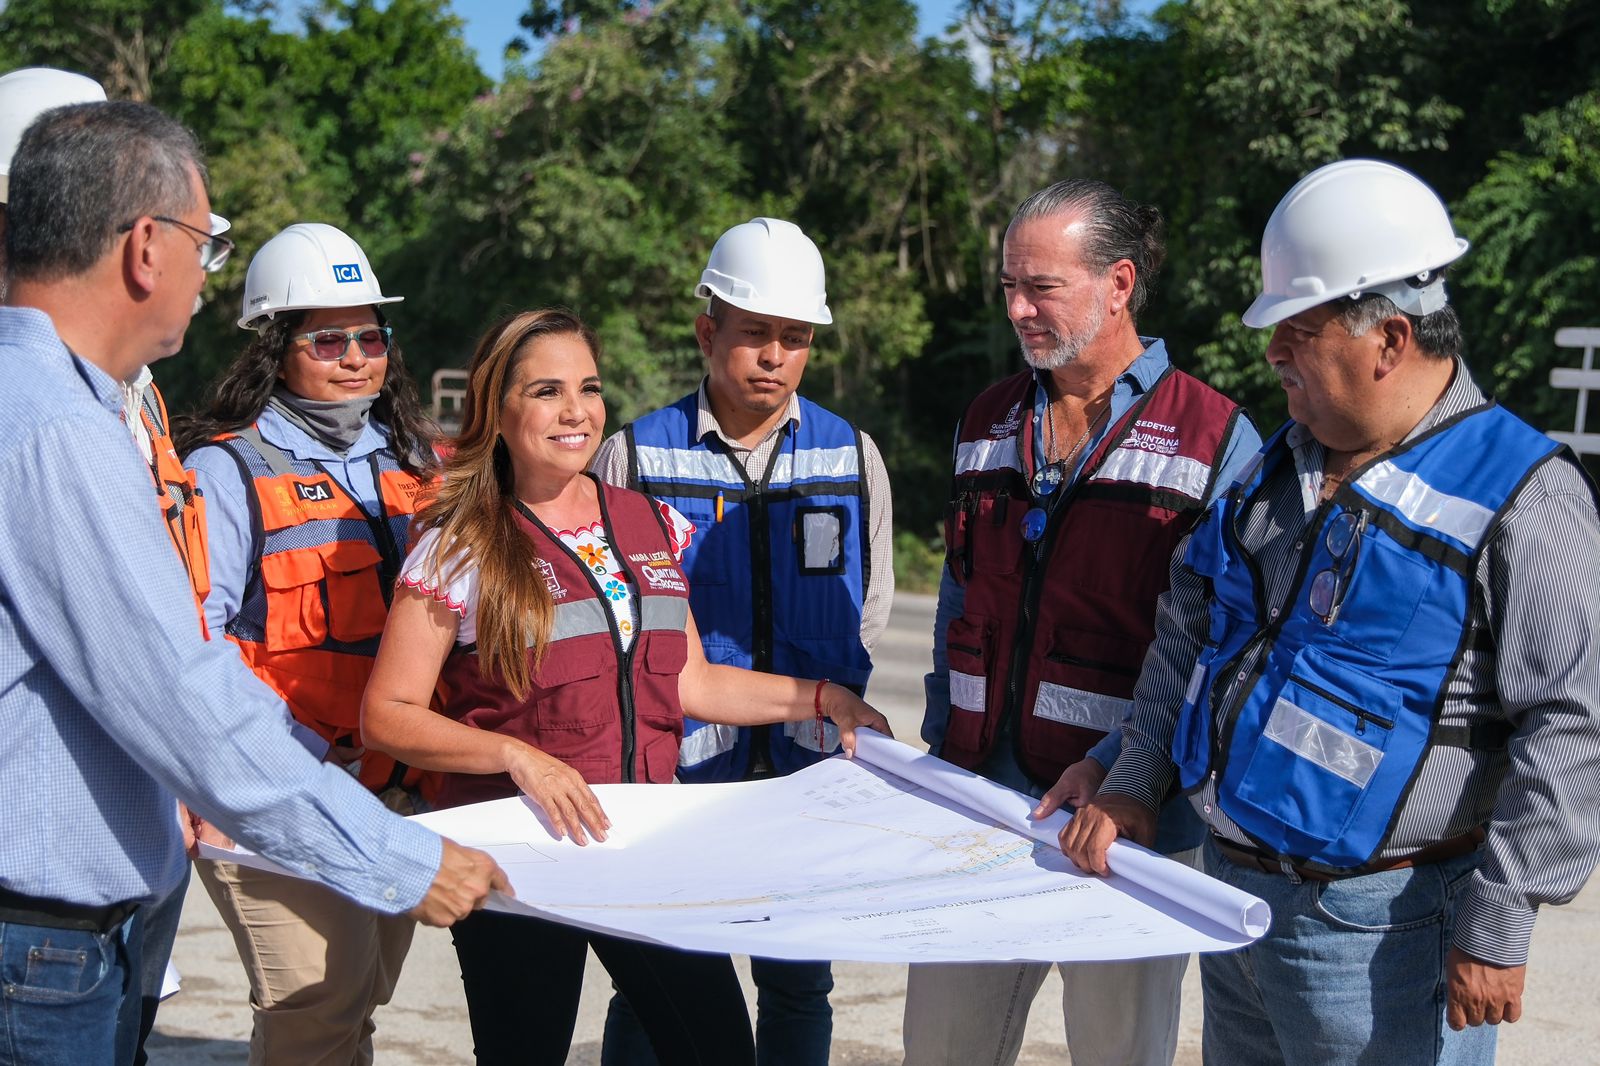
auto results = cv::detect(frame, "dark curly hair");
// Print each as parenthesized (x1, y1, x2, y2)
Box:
(172, 308, 436, 477)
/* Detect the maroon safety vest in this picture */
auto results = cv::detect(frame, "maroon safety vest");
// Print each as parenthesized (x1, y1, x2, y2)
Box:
(434, 480, 692, 809)
(941, 367, 1241, 785)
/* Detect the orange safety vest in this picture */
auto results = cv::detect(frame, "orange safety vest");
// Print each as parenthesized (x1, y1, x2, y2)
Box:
(137, 383, 210, 632)
(211, 424, 429, 794)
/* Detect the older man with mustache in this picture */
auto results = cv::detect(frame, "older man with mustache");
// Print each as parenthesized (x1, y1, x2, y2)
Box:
(1063, 159, 1600, 1065)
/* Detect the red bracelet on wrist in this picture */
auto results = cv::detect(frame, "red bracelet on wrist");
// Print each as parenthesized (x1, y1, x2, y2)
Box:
(814, 679, 829, 747)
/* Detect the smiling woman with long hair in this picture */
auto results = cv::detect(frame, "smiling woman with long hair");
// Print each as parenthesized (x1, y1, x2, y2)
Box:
(361, 308, 890, 1065)
(176, 222, 434, 1066)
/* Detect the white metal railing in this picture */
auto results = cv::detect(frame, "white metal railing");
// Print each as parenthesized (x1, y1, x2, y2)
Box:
(431, 368, 470, 436)
(1547, 327, 1600, 456)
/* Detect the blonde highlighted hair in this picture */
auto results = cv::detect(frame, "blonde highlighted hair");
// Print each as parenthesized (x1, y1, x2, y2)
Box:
(413, 309, 601, 698)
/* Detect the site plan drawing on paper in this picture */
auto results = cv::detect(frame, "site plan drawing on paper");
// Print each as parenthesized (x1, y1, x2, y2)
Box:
(206, 731, 1268, 963)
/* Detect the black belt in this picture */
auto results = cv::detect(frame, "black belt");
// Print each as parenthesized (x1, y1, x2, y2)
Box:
(0, 885, 140, 934)
(1213, 828, 1486, 883)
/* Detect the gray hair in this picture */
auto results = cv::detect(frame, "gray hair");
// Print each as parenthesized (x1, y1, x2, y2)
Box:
(1010, 179, 1166, 318)
(1336, 284, 1461, 362)
(5, 100, 206, 284)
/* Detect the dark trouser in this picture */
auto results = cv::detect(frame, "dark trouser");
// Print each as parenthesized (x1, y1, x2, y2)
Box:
(133, 863, 188, 1065)
(604, 956, 833, 1066)
(452, 910, 754, 1066)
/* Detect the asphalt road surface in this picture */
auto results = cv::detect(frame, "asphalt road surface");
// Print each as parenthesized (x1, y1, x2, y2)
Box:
(150, 592, 1595, 1064)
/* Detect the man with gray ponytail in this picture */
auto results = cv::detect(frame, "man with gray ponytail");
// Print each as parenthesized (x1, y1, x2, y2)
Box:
(906, 179, 1260, 1065)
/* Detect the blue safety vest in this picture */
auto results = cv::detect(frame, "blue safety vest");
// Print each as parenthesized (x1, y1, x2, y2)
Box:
(1172, 404, 1558, 869)
(625, 389, 874, 780)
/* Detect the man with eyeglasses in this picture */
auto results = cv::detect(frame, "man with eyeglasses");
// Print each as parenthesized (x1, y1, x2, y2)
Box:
(1063, 159, 1600, 1065)
(0, 97, 504, 1065)
(907, 180, 1259, 1066)
(0, 64, 228, 1066)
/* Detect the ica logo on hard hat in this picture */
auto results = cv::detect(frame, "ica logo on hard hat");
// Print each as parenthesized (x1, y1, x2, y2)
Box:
(332, 263, 364, 283)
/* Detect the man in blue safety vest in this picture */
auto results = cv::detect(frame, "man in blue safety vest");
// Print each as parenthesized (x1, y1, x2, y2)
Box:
(1063, 159, 1600, 1065)
(591, 216, 894, 1066)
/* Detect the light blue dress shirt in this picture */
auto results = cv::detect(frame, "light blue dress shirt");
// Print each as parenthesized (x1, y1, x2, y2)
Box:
(922, 339, 1263, 852)
(0, 307, 439, 910)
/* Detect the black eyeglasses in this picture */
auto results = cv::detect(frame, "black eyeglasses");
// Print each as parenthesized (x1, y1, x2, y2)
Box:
(1308, 510, 1367, 625)
(293, 325, 393, 361)
(116, 215, 235, 273)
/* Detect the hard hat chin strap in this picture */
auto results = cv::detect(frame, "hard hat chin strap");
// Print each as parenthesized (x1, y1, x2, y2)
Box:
(1350, 270, 1449, 318)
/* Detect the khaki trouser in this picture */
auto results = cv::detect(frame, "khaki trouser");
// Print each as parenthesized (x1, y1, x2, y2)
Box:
(197, 859, 415, 1066)
(902, 846, 1202, 1066)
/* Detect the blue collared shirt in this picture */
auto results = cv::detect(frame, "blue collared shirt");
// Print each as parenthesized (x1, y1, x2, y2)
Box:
(0, 307, 439, 909)
(923, 338, 1262, 852)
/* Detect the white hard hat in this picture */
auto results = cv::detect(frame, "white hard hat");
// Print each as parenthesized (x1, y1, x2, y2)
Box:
(0, 68, 107, 203)
(239, 222, 402, 330)
(695, 217, 832, 325)
(1242, 159, 1469, 328)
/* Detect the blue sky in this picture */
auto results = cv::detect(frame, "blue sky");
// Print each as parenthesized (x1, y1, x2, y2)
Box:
(446, 0, 968, 81)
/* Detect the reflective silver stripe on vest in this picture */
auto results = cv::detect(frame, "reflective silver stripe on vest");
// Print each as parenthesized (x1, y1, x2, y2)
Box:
(234, 427, 295, 478)
(954, 438, 1022, 476)
(639, 594, 689, 632)
(678, 723, 738, 767)
(634, 445, 743, 484)
(768, 446, 860, 483)
(950, 669, 986, 713)
(784, 717, 841, 754)
(1032, 682, 1129, 733)
(1093, 445, 1211, 501)
(1263, 697, 1383, 787)
(1354, 461, 1496, 549)
(544, 598, 611, 644)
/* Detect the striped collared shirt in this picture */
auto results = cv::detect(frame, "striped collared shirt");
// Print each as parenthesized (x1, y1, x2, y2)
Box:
(1103, 358, 1600, 966)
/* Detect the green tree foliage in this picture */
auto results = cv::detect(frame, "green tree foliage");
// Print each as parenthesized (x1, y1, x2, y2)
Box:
(1454, 90, 1600, 429)
(2, 0, 1596, 582)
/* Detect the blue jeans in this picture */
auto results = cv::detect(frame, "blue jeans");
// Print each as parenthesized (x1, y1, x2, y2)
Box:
(603, 957, 833, 1066)
(0, 911, 141, 1066)
(134, 864, 188, 1065)
(1200, 838, 1498, 1066)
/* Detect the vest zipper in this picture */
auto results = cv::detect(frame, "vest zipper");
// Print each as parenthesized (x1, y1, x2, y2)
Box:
(1288, 673, 1395, 733)
(746, 427, 790, 773)
(1001, 384, 1161, 784)
(514, 488, 642, 783)
(1208, 499, 1331, 795)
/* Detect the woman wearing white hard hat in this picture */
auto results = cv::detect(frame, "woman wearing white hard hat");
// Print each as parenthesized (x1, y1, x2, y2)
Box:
(174, 222, 434, 1065)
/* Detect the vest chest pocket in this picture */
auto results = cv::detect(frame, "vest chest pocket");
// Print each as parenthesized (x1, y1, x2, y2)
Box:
(678, 501, 730, 586)
(1232, 647, 1404, 849)
(1319, 533, 1434, 660)
(532, 638, 611, 729)
(321, 541, 388, 643)
(970, 493, 1022, 576)
(258, 540, 387, 650)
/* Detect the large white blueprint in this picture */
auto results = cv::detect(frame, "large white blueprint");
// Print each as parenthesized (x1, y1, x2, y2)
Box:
(432, 733, 1274, 960)
(206, 731, 1268, 962)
